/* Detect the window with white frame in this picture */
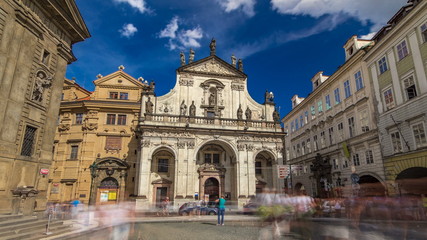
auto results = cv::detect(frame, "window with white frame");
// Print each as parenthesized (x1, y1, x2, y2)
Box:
(334, 88, 341, 104)
(354, 71, 364, 91)
(300, 115, 304, 127)
(75, 113, 84, 125)
(320, 131, 326, 148)
(378, 56, 388, 74)
(412, 123, 427, 149)
(397, 40, 409, 61)
(383, 88, 395, 110)
(353, 153, 360, 166)
(421, 23, 427, 43)
(291, 122, 294, 133)
(359, 110, 369, 132)
(338, 122, 344, 141)
(333, 159, 338, 170)
(302, 141, 306, 155)
(328, 127, 334, 145)
(365, 150, 374, 164)
(402, 75, 417, 100)
(313, 135, 318, 151)
(306, 139, 311, 153)
(344, 80, 351, 98)
(390, 131, 403, 153)
(318, 100, 323, 113)
(325, 95, 331, 110)
(343, 159, 349, 168)
(304, 111, 309, 124)
(295, 118, 299, 131)
(348, 117, 355, 137)
(311, 106, 316, 119)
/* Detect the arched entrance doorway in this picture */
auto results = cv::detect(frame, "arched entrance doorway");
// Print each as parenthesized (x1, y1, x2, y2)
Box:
(97, 177, 119, 205)
(204, 178, 219, 202)
(150, 148, 175, 206)
(396, 167, 427, 195)
(358, 175, 385, 196)
(254, 151, 276, 193)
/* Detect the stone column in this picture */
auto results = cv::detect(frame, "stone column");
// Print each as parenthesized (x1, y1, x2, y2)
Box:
(135, 141, 152, 209)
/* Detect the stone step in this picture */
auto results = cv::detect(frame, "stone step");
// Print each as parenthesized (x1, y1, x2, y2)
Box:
(0, 220, 65, 237)
(0, 223, 72, 240)
(0, 215, 24, 223)
(0, 216, 37, 228)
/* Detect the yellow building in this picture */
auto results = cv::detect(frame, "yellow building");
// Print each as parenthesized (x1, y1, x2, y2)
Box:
(48, 67, 148, 205)
(0, 0, 89, 215)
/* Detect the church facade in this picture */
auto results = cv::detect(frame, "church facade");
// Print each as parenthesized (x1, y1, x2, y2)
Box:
(135, 42, 285, 209)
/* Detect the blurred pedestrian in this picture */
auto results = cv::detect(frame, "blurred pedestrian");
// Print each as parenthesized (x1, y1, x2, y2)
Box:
(216, 195, 226, 225)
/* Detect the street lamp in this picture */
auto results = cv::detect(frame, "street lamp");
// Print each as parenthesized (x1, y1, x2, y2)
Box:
(89, 163, 98, 205)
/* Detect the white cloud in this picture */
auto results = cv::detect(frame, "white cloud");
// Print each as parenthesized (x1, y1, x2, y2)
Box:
(119, 23, 138, 38)
(271, 0, 407, 31)
(217, 0, 256, 17)
(113, 0, 148, 13)
(159, 17, 203, 50)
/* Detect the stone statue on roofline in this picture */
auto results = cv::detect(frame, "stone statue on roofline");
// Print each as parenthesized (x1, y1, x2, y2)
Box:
(210, 38, 216, 56)
(237, 104, 243, 120)
(189, 101, 196, 117)
(189, 48, 195, 63)
(180, 100, 187, 116)
(180, 51, 186, 66)
(146, 97, 154, 114)
(245, 107, 252, 120)
(238, 59, 243, 71)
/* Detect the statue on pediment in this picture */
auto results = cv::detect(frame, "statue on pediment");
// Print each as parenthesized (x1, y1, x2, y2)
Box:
(189, 48, 195, 63)
(265, 90, 274, 103)
(180, 51, 186, 66)
(273, 108, 280, 123)
(189, 101, 196, 117)
(180, 100, 187, 116)
(146, 97, 154, 114)
(238, 59, 243, 72)
(231, 54, 236, 67)
(210, 38, 216, 56)
(237, 104, 243, 120)
(245, 107, 252, 120)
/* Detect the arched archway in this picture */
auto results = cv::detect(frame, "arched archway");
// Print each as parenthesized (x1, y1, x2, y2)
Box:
(150, 147, 176, 205)
(254, 151, 276, 193)
(358, 175, 385, 196)
(396, 167, 427, 195)
(204, 178, 220, 202)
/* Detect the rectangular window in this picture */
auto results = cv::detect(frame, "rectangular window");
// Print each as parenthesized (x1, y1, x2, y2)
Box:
(41, 50, 50, 65)
(311, 106, 316, 119)
(255, 162, 262, 175)
(204, 154, 211, 164)
(291, 122, 294, 133)
(119, 92, 129, 100)
(421, 23, 427, 43)
(344, 80, 351, 98)
(301, 141, 306, 155)
(213, 154, 220, 164)
(383, 88, 395, 110)
(348, 117, 355, 137)
(365, 150, 374, 164)
(325, 95, 331, 110)
(343, 159, 349, 168)
(334, 88, 341, 104)
(320, 131, 326, 148)
(412, 123, 427, 148)
(353, 153, 360, 166)
(378, 56, 388, 74)
(313, 135, 318, 151)
(306, 139, 311, 153)
(109, 92, 119, 99)
(333, 159, 338, 170)
(295, 119, 299, 131)
(300, 115, 304, 127)
(403, 75, 417, 100)
(70, 145, 79, 159)
(75, 113, 83, 125)
(117, 114, 127, 125)
(397, 40, 409, 61)
(106, 114, 116, 125)
(296, 144, 300, 156)
(328, 127, 334, 145)
(21, 126, 37, 156)
(338, 122, 344, 140)
(318, 100, 323, 113)
(158, 159, 168, 172)
(355, 71, 364, 91)
(391, 132, 403, 153)
(359, 110, 369, 132)
(304, 111, 308, 124)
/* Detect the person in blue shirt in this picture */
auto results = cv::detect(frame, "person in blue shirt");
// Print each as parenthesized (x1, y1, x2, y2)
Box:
(216, 196, 226, 225)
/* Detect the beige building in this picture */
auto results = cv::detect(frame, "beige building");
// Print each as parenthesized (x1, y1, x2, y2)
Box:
(0, 0, 89, 215)
(135, 42, 285, 209)
(364, 0, 427, 196)
(282, 36, 385, 198)
(48, 68, 147, 205)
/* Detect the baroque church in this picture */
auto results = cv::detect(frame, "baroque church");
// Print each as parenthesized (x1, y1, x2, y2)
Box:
(135, 41, 285, 209)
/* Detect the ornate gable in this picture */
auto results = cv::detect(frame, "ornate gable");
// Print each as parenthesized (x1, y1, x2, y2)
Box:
(93, 69, 145, 89)
(179, 56, 246, 78)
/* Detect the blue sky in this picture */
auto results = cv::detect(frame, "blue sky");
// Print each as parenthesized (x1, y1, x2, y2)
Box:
(68, 0, 408, 116)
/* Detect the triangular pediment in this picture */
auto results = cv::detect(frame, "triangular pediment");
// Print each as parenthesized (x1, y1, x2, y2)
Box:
(93, 70, 146, 89)
(178, 56, 246, 78)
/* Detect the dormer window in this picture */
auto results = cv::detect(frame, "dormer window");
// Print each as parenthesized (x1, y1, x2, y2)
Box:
(347, 46, 354, 56)
(109, 92, 118, 99)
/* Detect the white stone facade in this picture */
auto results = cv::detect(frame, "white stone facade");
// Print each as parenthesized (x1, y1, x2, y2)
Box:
(135, 47, 284, 209)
